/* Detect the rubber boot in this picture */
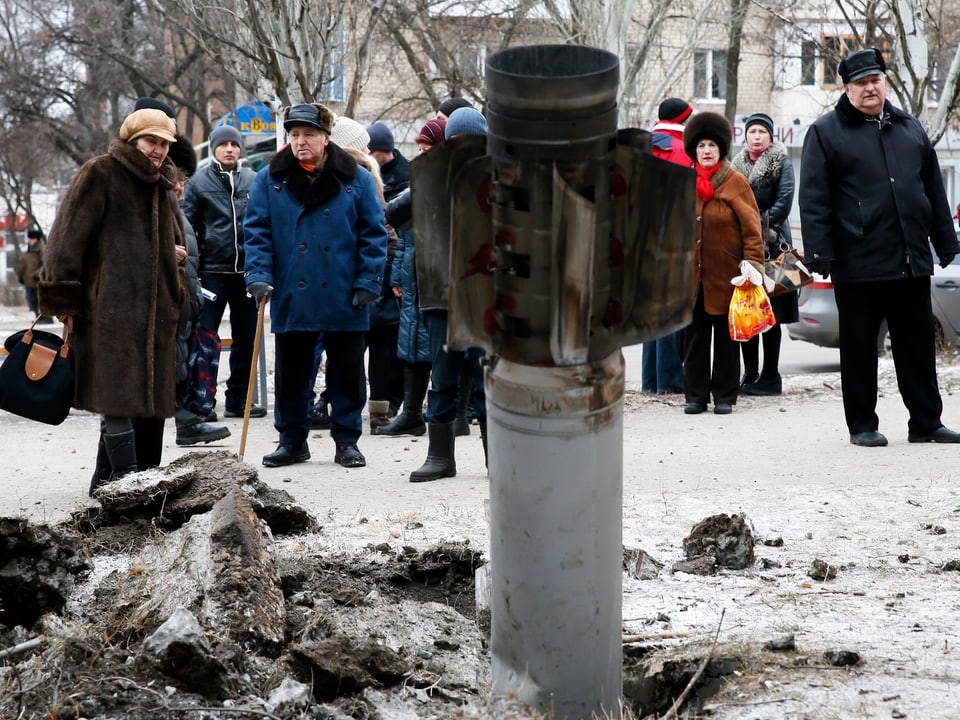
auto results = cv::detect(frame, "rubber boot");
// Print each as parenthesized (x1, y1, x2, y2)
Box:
(376, 364, 429, 436)
(103, 430, 138, 481)
(478, 421, 488, 470)
(409, 422, 457, 483)
(454, 367, 472, 437)
(368, 399, 392, 433)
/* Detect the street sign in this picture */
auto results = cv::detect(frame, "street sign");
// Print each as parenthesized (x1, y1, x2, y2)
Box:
(217, 100, 276, 136)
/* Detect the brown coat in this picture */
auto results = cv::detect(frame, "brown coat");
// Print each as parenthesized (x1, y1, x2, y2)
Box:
(693, 161, 764, 315)
(15, 247, 43, 288)
(39, 139, 186, 418)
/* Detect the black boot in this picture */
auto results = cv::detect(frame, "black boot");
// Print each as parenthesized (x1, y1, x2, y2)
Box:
(742, 372, 782, 396)
(89, 430, 112, 497)
(376, 364, 429, 437)
(409, 422, 456, 483)
(454, 367, 472, 437)
(479, 421, 488, 469)
(103, 430, 138, 483)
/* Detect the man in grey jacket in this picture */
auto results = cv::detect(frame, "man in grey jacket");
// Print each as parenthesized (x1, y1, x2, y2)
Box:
(799, 48, 960, 447)
(181, 125, 265, 419)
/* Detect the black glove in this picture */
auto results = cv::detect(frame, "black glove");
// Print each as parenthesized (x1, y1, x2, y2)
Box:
(939, 253, 956, 269)
(351, 289, 379, 308)
(806, 260, 832, 277)
(246, 282, 273, 303)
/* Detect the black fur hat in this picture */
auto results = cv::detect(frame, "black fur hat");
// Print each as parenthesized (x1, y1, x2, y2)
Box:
(683, 111, 733, 161)
(168, 133, 197, 176)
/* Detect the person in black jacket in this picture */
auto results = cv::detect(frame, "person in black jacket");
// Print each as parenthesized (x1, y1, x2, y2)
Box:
(799, 48, 960, 447)
(181, 125, 265, 420)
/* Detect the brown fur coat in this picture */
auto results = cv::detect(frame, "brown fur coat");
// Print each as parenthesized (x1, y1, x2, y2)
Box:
(39, 139, 187, 418)
(693, 161, 764, 315)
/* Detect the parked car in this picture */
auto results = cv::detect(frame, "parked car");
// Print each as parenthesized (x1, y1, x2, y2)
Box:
(787, 249, 960, 349)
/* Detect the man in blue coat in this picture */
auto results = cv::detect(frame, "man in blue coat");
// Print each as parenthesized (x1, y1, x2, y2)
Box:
(244, 103, 388, 467)
(799, 48, 960, 447)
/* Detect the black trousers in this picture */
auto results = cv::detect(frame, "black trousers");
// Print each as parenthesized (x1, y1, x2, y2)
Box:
(683, 286, 740, 406)
(274, 330, 367, 447)
(834, 277, 943, 435)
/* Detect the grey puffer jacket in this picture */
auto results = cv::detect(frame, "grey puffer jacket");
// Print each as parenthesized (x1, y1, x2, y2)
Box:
(181, 160, 256, 274)
(799, 95, 958, 284)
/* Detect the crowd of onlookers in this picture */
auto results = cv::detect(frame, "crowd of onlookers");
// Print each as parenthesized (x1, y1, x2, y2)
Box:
(24, 46, 960, 500)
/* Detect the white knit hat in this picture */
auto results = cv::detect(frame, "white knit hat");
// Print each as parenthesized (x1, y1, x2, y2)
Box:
(330, 116, 370, 151)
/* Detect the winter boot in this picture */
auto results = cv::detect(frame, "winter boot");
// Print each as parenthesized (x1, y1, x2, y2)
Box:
(478, 421, 488, 470)
(376, 365, 429, 436)
(368, 400, 392, 433)
(742, 372, 782, 396)
(89, 430, 112, 497)
(409, 422, 457, 483)
(454, 368, 472, 437)
(103, 430, 139, 483)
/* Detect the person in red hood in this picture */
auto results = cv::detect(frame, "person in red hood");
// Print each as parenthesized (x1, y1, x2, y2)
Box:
(642, 98, 694, 395)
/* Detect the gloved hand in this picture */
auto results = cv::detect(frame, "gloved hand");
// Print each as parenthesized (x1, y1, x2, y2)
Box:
(939, 253, 956, 269)
(351, 289, 379, 308)
(247, 282, 273, 303)
(806, 260, 832, 277)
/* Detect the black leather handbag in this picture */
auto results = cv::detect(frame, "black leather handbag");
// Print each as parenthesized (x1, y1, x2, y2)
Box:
(0, 317, 75, 425)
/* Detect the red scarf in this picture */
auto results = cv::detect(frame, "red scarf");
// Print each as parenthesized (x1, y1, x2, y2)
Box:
(695, 162, 721, 202)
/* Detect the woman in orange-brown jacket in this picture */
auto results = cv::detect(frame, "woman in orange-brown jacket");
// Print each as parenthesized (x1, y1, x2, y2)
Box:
(681, 112, 764, 415)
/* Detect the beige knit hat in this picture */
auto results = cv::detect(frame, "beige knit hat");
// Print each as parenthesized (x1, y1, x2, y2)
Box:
(118, 108, 177, 143)
(331, 116, 370, 151)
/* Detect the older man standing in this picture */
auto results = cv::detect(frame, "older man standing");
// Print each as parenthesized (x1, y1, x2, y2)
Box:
(799, 48, 960, 447)
(243, 103, 388, 468)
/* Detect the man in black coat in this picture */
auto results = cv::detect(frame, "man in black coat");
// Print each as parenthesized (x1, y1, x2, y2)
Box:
(799, 48, 960, 447)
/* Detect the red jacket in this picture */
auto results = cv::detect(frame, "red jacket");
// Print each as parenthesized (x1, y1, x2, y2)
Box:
(651, 122, 692, 167)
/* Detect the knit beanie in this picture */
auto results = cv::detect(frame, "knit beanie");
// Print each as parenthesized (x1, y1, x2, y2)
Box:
(209, 125, 244, 153)
(27, 229, 43, 240)
(658, 98, 693, 123)
(438, 97, 473, 118)
(444, 107, 487, 139)
(331, 116, 371, 151)
(743, 112, 774, 138)
(119, 108, 177, 143)
(168, 133, 198, 175)
(683, 111, 733, 161)
(366, 122, 395, 152)
(416, 118, 447, 146)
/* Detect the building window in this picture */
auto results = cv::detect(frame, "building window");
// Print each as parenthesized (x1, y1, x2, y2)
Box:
(694, 50, 727, 100)
(457, 44, 485, 83)
(800, 40, 817, 86)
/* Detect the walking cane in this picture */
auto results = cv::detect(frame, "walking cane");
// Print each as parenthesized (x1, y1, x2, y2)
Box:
(238, 294, 267, 462)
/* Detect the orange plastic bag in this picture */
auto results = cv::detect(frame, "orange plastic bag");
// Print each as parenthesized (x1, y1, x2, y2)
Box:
(728, 262, 776, 342)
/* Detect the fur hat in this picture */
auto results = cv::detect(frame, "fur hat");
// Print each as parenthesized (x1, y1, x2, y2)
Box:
(743, 112, 774, 138)
(209, 125, 243, 154)
(366, 122, 394, 152)
(168, 133, 198, 175)
(283, 103, 334, 134)
(658, 98, 693, 123)
(444, 107, 487, 139)
(416, 118, 447, 146)
(134, 97, 175, 119)
(839, 48, 886, 84)
(683, 111, 733, 161)
(331, 116, 370, 151)
(118, 108, 176, 143)
(438, 97, 473, 118)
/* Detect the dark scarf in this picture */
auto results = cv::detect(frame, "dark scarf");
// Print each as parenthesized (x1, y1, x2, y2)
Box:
(268, 142, 359, 209)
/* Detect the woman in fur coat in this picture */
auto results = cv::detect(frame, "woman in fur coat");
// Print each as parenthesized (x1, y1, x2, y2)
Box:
(39, 105, 187, 494)
(682, 111, 764, 415)
(731, 113, 799, 396)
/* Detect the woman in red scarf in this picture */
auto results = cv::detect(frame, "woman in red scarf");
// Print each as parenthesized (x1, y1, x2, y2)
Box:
(682, 112, 764, 415)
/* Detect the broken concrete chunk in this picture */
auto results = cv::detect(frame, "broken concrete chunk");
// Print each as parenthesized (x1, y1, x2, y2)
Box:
(823, 649, 861, 666)
(624, 547, 664, 580)
(265, 677, 313, 712)
(808, 558, 838, 581)
(682, 513, 756, 569)
(672, 555, 717, 575)
(763, 633, 796, 651)
(140, 607, 228, 698)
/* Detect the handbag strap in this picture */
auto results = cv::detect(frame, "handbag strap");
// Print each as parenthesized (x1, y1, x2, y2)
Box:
(21, 315, 71, 359)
